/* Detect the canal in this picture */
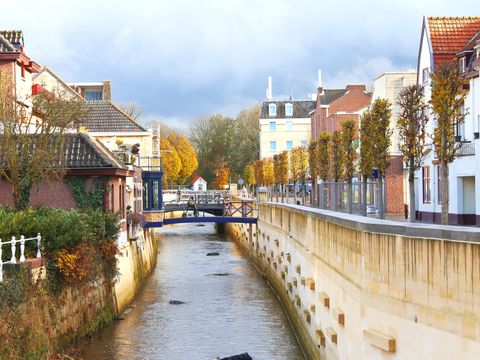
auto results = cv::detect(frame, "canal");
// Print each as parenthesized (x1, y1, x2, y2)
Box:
(79, 223, 305, 360)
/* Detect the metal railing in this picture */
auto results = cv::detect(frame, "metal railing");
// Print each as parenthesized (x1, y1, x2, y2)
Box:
(162, 190, 231, 206)
(136, 156, 162, 171)
(0, 233, 42, 282)
(457, 142, 475, 157)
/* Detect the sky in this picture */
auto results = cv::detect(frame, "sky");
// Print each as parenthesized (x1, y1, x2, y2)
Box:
(2, 0, 479, 128)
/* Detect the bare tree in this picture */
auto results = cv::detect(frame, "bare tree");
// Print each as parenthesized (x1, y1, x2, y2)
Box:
(430, 61, 468, 225)
(397, 85, 428, 222)
(119, 102, 143, 122)
(0, 73, 86, 210)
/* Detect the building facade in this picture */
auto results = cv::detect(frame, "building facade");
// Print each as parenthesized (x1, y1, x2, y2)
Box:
(260, 99, 315, 159)
(311, 84, 371, 140)
(416, 16, 480, 224)
(371, 71, 417, 214)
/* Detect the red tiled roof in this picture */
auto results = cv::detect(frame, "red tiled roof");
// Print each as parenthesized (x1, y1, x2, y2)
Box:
(192, 175, 206, 184)
(427, 17, 480, 67)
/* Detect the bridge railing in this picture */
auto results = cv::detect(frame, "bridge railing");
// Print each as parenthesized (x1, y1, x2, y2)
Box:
(162, 190, 231, 206)
(0, 234, 42, 282)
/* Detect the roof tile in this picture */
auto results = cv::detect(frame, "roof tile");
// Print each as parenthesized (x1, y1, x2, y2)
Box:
(82, 101, 147, 133)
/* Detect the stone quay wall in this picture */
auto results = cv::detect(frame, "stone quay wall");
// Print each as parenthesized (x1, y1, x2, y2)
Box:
(227, 202, 480, 360)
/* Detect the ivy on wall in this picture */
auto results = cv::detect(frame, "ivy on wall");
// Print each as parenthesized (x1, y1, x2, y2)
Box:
(67, 177, 106, 211)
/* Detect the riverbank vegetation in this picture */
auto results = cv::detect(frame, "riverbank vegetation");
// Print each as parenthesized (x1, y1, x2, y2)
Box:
(0, 207, 120, 359)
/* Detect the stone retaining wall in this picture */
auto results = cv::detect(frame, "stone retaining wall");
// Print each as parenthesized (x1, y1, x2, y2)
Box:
(228, 202, 480, 359)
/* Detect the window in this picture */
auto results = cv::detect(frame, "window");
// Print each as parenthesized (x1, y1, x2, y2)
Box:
(85, 90, 103, 101)
(477, 48, 480, 60)
(422, 68, 429, 84)
(285, 103, 293, 116)
(268, 103, 277, 116)
(286, 141, 293, 150)
(459, 57, 466, 73)
(21, 64, 25, 78)
(285, 121, 293, 131)
(269, 141, 277, 151)
(301, 140, 308, 147)
(269, 121, 277, 131)
(422, 166, 431, 203)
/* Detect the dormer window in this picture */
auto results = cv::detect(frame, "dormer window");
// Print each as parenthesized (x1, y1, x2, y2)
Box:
(268, 103, 276, 116)
(459, 57, 466, 73)
(477, 48, 480, 60)
(285, 103, 293, 117)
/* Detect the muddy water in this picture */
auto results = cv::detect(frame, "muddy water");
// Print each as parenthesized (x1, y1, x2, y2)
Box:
(79, 223, 305, 360)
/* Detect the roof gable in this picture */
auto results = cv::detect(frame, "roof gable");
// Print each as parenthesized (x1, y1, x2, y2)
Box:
(426, 17, 480, 67)
(82, 101, 147, 133)
(192, 175, 207, 184)
(33, 67, 84, 100)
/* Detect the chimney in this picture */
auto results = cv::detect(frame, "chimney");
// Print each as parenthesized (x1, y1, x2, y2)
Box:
(103, 80, 111, 101)
(317, 70, 324, 95)
(266, 76, 273, 100)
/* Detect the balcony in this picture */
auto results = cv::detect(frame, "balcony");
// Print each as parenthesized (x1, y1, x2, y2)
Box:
(457, 142, 475, 157)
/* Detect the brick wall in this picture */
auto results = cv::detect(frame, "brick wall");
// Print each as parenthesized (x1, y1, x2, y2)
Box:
(311, 85, 371, 140)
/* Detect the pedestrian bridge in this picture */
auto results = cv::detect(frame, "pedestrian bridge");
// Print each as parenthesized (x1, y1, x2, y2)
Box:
(143, 190, 257, 228)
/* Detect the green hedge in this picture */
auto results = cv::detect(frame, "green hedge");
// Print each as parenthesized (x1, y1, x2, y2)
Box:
(0, 208, 120, 294)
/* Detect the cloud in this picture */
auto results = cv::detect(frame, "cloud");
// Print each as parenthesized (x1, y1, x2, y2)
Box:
(2, 0, 478, 124)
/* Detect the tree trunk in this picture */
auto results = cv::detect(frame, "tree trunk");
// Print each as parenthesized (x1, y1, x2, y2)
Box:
(362, 176, 367, 216)
(408, 158, 416, 222)
(347, 179, 353, 214)
(333, 181, 337, 211)
(311, 179, 315, 206)
(285, 184, 289, 203)
(13, 182, 32, 210)
(302, 181, 306, 205)
(281, 184, 284, 203)
(293, 181, 297, 204)
(441, 160, 449, 225)
(378, 173, 385, 219)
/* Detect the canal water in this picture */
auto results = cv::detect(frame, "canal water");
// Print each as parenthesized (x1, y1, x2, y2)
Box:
(79, 223, 305, 360)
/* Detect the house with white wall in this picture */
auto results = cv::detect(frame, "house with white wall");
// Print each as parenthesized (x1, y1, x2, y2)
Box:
(416, 16, 480, 225)
(259, 76, 315, 159)
(192, 176, 207, 191)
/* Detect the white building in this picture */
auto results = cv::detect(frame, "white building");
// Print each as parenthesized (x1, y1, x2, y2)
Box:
(259, 76, 315, 159)
(192, 176, 207, 191)
(416, 16, 480, 225)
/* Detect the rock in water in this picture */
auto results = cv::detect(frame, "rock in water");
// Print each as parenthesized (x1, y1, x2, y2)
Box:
(220, 353, 253, 360)
(206, 252, 220, 256)
(169, 300, 186, 305)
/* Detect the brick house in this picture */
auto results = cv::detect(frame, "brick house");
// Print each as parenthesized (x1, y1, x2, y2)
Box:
(0, 30, 41, 116)
(416, 16, 480, 224)
(311, 84, 371, 139)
